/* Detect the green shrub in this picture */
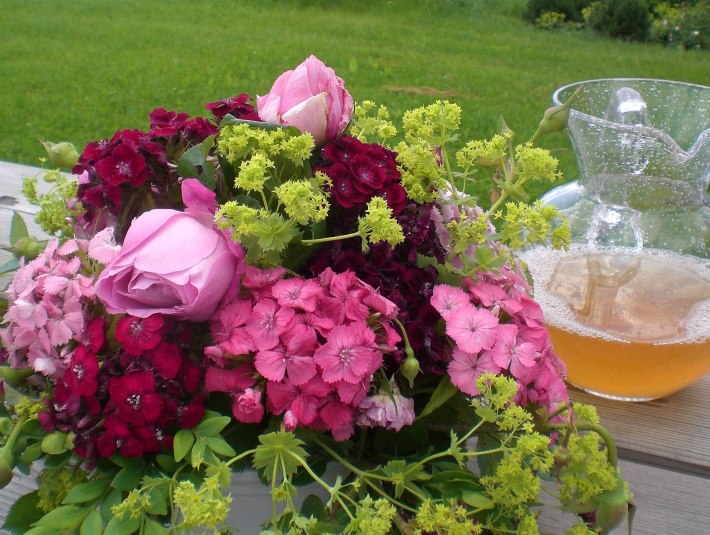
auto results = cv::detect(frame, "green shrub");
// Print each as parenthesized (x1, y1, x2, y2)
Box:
(535, 10, 568, 29)
(524, 0, 590, 23)
(584, 0, 651, 40)
(651, 1, 710, 49)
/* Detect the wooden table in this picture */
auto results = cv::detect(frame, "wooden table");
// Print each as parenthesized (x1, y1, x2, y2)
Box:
(1, 161, 709, 534)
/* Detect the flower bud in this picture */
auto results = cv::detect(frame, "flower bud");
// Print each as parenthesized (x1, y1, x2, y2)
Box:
(400, 356, 420, 388)
(41, 141, 79, 169)
(590, 472, 633, 533)
(0, 418, 13, 435)
(0, 366, 34, 388)
(41, 431, 69, 455)
(2, 236, 47, 260)
(0, 447, 15, 489)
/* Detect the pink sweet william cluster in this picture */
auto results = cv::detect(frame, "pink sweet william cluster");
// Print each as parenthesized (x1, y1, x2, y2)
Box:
(431, 266, 568, 409)
(203, 266, 407, 441)
(0, 240, 95, 376)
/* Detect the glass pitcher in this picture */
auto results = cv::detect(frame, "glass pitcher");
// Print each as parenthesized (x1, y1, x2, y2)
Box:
(519, 78, 710, 401)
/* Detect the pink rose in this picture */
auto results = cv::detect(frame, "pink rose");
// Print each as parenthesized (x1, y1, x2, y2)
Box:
(257, 55, 354, 145)
(95, 206, 243, 322)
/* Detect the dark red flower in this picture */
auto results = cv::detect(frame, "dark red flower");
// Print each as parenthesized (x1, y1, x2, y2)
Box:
(177, 396, 206, 429)
(85, 317, 107, 353)
(79, 181, 123, 209)
(149, 108, 191, 136)
(144, 342, 182, 380)
(95, 143, 147, 187)
(63, 346, 99, 397)
(108, 370, 164, 424)
(205, 93, 259, 121)
(97, 416, 143, 458)
(115, 315, 165, 356)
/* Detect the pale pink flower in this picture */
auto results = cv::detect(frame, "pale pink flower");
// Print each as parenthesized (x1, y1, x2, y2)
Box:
(266, 376, 331, 425)
(208, 299, 256, 357)
(319, 398, 355, 441)
(448, 348, 501, 396)
(357, 389, 415, 431)
(320, 270, 370, 324)
(431, 284, 470, 319)
(242, 265, 287, 299)
(445, 304, 499, 354)
(489, 324, 537, 379)
(468, 281, 523, 315)
(314, 322, 380, 384)
(88, 227, 121, 265)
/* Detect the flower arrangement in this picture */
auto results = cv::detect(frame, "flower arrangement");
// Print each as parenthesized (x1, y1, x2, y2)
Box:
(0, 56, 632, 535)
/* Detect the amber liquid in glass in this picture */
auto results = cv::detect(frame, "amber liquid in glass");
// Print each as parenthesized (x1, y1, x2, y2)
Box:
(519, 245, 710, 400)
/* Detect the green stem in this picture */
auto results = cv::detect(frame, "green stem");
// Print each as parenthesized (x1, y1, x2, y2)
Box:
(301, 231, 360, 245)
(224, 448, 258, 468)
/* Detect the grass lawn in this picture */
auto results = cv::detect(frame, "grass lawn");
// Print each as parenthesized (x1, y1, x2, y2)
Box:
(1, 0, 708, 199)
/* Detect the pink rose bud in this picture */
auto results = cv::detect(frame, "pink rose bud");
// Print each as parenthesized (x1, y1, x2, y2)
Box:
(257, 55, 354, 145)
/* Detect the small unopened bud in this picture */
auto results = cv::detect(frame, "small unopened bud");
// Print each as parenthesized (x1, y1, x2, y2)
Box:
(41, 141, 79, 169)
(0, 447, 15, 488)
(2, 236, 47, 260)
(400, 356, 420, 388)
(41, 431, 69, 455)
(591, 472, 633, 533)
(0, 366, 35, 388)
(530, 85, 583, 143)
(0, 418, 13, 435)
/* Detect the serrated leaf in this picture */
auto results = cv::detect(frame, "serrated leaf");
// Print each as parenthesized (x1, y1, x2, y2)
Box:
(253, 431, 307, 483)
(101, 488, 124, 525)
(63, 477, 111, 504)
(195, 415, 231, 437)
(10, 212, 29, 244)
(144, 519, 169, 535)
(2, 491, 43, 534)
(104, 514, 140, 535)
(300, 494, 326, 521)
(419, 375, 459, 419)
(177, 144, 215, 190)
(173, 429, 195, 462)
(111, 461, 144, 491)
(34, 505, 86, 530)
(205, 436, 237, 457)
(80, 509, 103, 535)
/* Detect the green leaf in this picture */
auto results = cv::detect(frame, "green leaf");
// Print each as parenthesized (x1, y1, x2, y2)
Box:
(104, 515, 140, 535)
(63, 477, 111, 504)
(191, 438, 206, 468)
(0, 257, 20, 276)
(177, 144, 215, 190)
(10, 212, 29, 244)
(34, 505, 86, 530)
(22, 527, 56, 535)
(144, 519, 169, 535)
(253, 431, 308, 483)
(155, 453, 179, 472)
(205, 436, 237, 457)
(419, 375, 459, 419)
(145, 485, 169, 516)
(300, 494, 326, 521)
(111, 460, 145, 491)
(80, 509, 103, 535)
(195, 415, 231, 437)
(461, 490, 495, 509)
(101, 488, 124, 525)
(173, 429, 195, 462)
(2, 491, 43, 534)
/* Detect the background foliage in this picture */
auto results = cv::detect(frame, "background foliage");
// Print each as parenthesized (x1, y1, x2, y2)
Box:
(1, 0, 708, 201)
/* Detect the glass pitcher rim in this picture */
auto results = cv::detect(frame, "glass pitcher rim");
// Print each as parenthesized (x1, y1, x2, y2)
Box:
(552, 77, 710, 107)
(552, 78, 710, 157)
